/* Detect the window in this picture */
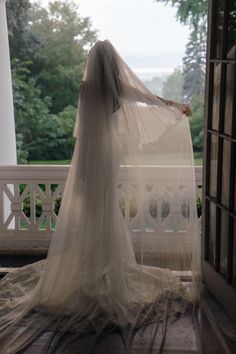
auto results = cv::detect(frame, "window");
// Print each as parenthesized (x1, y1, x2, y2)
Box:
(203, 0, 236, 321)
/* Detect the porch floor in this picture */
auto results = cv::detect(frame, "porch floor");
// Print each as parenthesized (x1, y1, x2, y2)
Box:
(17, 310, 198, 354)
(0, 260, 198, 353)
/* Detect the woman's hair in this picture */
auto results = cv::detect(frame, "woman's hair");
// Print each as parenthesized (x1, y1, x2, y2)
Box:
(74, 40, 124, 138)
(82, 40, 122, 112)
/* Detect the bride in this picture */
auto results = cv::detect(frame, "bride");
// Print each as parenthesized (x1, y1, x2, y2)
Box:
(0, 40, 200, 353)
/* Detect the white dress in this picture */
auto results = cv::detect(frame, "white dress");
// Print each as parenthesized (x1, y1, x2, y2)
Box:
(0, 40, 200, 353)
(0, 111, 180, 312)
(0, 111, 190, 353)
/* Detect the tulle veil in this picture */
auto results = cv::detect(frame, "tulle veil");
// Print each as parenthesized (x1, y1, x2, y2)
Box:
(0, 40, 201, 353)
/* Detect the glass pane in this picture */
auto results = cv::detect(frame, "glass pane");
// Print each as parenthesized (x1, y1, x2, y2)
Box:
(224, 65, 234, 135)
(209, 202, 217, 265)
(235, 144, 236, 213)
(233, 218, 236, 286)
(227, 0, 236, 59)
(213, 0, 224, 59)
(221, 140, 231, 207)
(212, 63, 221, 131)
(220, 209, 228, 277)
(210, 134, 218, 198)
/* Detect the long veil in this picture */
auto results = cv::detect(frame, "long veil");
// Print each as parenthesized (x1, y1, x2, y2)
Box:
(0, 40, 200, 353)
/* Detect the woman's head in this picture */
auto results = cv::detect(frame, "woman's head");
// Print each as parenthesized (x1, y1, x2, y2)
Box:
(76, 40, 123, 138)
(82, 40, 122, 109)
(86, 40, 120, 76)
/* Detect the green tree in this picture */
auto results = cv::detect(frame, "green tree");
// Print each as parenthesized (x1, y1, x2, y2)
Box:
(12, 59, 61, 162)
(182, 23, 205, 154)
(162, 67, 183, 101)
(144, 76, 164, 95)
(7, 0, 97, 162)
(29, 1, 97, 113)
(189, 95, 204, 152)
(56, 105, 77, 159)
(6, 0, 40, 62)
(16, 133, 28, 163)
(182, 22, 206, 102)
(156, 0, 207, 156)
(155, 0, 207, 25)
(155, 0, 207, 102)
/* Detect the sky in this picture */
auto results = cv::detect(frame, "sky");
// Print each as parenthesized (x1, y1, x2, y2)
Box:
(36, 0, 190, 76)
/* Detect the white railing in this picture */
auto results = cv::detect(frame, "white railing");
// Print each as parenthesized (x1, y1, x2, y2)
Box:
(0, 165, 202, 252)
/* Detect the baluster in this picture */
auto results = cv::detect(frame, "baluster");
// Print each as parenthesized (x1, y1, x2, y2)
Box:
(125, 192, 129, 224)
(157, 188, 162, 226)
(13, 183, 18, 230)
(45, 183, 52, 230)
(139, 184, 146, 264)
(0, 183, 3, 231)
(170, 187, 181, 233)
(29, 183, 36, 230)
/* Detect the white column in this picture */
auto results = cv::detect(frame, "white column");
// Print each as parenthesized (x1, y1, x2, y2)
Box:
(0, 0, 17, 229)
(0, 0, 17, 166)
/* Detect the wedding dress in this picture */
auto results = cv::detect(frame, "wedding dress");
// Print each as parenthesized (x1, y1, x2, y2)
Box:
(0, 40, 200, 353)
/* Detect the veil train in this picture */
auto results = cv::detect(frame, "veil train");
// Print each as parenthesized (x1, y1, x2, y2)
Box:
(0, 40, 200, 353)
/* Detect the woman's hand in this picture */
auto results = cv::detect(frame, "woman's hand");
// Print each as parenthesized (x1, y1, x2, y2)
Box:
(165, 99, 191, 117)
(168, 101, 191, 117)
(180, 103, 191, 117)
(155, 96, 191, 116)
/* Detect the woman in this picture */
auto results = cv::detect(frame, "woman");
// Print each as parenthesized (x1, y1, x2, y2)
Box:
(0, 40, 200, 353)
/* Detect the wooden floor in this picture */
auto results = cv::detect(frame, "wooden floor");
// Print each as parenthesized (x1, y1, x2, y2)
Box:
(21, 311, 198, 354)
(0, 265, 199, 353)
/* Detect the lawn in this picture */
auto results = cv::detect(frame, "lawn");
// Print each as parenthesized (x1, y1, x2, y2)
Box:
(193, 152, 203, 166)
(29, 160, 71, 165)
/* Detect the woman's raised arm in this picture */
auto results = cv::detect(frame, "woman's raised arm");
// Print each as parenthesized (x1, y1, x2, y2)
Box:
(122, 84, 191, 116)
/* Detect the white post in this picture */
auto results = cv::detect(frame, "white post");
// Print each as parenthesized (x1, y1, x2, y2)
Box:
(0, 0, 17, 229)
(0, 0, 17, 166)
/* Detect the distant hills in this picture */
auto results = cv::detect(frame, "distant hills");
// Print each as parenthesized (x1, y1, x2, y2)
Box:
(143, 76, 165, 95)
(125, 51, 183, 73)
(123, 51, 184, 94)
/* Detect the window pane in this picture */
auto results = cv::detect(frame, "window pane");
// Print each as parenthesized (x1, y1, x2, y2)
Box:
(221, 140, 231, 207)
(227, 0, 236, 59)
(209, 134, 218, 198)
(235, 144, 236, 213)
(233, 218, 236, 286)
(209, 202, 217, 265)
(224, 65, 234, 135)
(213, 0, 224, 59)
(212, 63, 221, 131)
(220, 209, 228, 277)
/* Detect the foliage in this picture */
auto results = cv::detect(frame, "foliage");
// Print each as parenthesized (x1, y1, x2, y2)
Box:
(21, 183, 62, 217)
(155, 0, 207, 25)
(8, 0, 207, 162)
(182, 22, 206, 102)
(16, 133, 28, 164)
(11, 59, 61, 162)
(189, 94, 204, 153)
(162, 67, 183, 101)
(6, 0, 41, 62)
(6, 0, 97, 162)
(55, 105, 77, 159)
(144, 76, 164, 96)
(156, 0, 207, 155)
(29, 1, 97, 113)
(161, 66, 204, 154)
(196, 195, 202, 218)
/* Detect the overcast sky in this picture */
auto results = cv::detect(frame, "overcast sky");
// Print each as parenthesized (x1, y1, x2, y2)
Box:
(36, 0, 190, 73)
